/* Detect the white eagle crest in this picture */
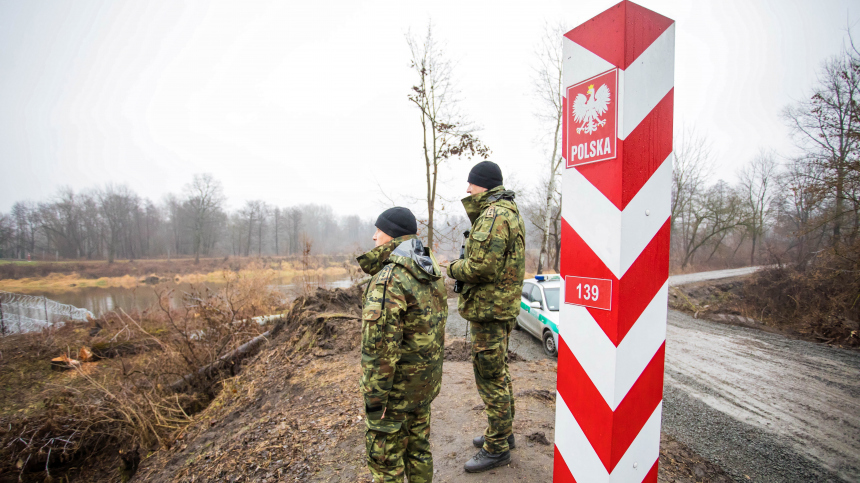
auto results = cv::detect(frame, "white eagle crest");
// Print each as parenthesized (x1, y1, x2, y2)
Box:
(572, 83, 611, 134)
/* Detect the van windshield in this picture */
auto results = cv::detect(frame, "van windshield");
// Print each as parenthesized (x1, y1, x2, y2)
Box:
(544, 288, 560, 311)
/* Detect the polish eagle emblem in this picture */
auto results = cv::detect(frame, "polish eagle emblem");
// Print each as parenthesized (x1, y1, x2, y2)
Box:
(572, 83, 611, 134)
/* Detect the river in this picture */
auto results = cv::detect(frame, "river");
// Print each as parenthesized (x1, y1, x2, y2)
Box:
(11, 276, 353, 318)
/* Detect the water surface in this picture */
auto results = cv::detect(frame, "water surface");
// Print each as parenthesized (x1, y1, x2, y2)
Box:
(15, 276, 353, 317)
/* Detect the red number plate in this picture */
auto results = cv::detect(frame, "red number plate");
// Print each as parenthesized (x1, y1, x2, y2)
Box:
(564, 276, 612, 311)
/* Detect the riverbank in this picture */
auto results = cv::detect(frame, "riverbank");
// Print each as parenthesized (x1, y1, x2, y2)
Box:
(0, 256, 353, 294)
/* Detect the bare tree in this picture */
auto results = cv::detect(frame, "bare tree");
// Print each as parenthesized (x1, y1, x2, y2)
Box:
(670, 127, 721, 268)
(257, 203, 268, 256)
(273, 207, 281, 255)
(783, 47, 860, 246)
(775, 157, 830, 264)
(10, 201, 39, 259)
(532, 22, 567, 274)
(738, 150, 779, 265)
(671, 127, 714, 232)
(98, 185, 139, 264)
(677, 180, 746, 269)
(239, 200, 267, 257)
(407, 23, 490, 248)
(184, 174, 225, 264)
(0, 214, 13, 258)
(79, 193, 102, 259)
(286, 208, 302, 255)
(38, 188, 89, 259)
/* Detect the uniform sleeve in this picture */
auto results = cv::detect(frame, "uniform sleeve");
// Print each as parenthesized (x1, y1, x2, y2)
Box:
(448, 214, 510, 284)
(360, 271, 407, 420)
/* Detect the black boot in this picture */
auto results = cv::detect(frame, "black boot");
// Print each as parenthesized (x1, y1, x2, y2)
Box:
(464, 448, 511, 473)
(472, 434, 516, 449)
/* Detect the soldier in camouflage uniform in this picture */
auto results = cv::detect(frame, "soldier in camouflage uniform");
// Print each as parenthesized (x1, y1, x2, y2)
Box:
(356, 207, 448, 483)
(447, 161, 526, 473)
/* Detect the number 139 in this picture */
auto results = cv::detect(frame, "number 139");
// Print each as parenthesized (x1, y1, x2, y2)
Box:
(576, 283, 599, 301)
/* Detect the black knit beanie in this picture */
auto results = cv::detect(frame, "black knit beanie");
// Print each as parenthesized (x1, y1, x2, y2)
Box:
(467, 161, 503, 190)
(375, 207, 417, 238)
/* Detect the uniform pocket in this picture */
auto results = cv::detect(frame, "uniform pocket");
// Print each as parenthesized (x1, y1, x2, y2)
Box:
(365, 430, 388, 466)
(363, 305, 382, 321)
(472, 341, 503, 379)
(365, 419, 403, 466)
(471, 231, 490, 242)
(362, 304, 383, 349)
(468, 231, 490, 262)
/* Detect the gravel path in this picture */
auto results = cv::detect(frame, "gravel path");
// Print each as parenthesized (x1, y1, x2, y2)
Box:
(664, 310, 860, 482)
(668, 266, 763, 286)
(445, 298, 553, 362)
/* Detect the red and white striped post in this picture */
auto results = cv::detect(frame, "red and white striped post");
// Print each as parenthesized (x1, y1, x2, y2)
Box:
(554, 2, 674, 482)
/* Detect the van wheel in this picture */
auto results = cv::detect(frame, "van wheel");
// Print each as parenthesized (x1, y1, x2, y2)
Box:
(542, 331, 557, 356)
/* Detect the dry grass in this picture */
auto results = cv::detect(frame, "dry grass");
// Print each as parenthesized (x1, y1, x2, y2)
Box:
(0, 260, 349, 294)
(0, 273, 142, 292)
(0, 254, 351, 285)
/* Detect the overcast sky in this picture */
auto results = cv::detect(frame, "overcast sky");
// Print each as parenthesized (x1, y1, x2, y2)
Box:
(1, 0, 858, 219)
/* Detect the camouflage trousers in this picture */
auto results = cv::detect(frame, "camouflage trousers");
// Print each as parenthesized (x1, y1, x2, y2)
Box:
(470, 318, 516, 454)
(365, 405, 433, 483)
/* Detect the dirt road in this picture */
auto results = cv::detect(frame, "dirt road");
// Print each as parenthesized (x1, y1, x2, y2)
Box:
(668, 266, 763, 286)
(664, 310, 860, 482)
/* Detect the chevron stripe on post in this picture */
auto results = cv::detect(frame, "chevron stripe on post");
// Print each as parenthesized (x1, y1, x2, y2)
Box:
(554, 2, 674, 482)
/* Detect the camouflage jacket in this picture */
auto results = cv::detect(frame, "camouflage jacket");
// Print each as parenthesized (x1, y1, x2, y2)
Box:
(448, 186, 526, 323)
(356, 235, 447, 430)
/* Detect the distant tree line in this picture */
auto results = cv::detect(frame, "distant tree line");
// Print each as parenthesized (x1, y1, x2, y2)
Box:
(0, 173, 376, 263)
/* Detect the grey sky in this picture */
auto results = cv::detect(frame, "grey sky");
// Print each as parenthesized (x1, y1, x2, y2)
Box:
(1, 0, 857, 218)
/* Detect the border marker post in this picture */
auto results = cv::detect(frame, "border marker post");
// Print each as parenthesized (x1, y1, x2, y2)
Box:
(554, 2, 675, 482)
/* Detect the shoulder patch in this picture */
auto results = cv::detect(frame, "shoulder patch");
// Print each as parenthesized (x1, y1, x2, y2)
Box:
(376, 264, 394, 284)
(485, 206, 496, 218)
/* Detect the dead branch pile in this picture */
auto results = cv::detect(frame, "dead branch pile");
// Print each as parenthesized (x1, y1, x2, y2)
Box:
(1, 387, 204, 480)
